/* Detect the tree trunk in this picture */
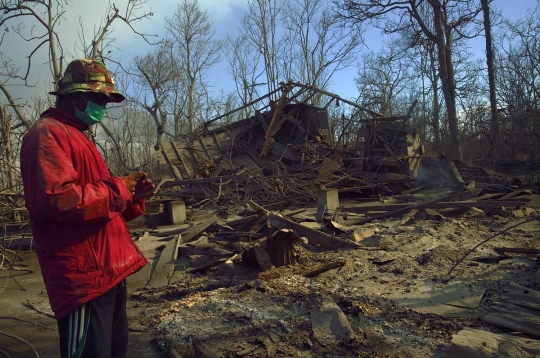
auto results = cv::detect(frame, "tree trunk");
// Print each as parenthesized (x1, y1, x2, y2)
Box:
(432, 1, 463, 160)
(188, 80, 195, 133)
(429, 46, 441, 145)
(0, 106, 14, 189)
(481, 0, 501, 164)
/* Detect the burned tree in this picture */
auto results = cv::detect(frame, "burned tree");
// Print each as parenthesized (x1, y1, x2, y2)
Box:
(165, 0, 222, 134)
(337, 0, 484, 161)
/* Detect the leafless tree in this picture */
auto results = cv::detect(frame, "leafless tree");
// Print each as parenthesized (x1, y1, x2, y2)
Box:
(409, 36, 443, 147)
(132, 43, 175, 149)
(496, 3, 540, 166)
(481, 0, 501, 163)
(240, 0, 286, 98)
(165, 0, 221, 134)
(355, 39, 416, 116)
(283, 0, 363, 101)
(224, 34, 264, 118)
(337, 0, 484, 161)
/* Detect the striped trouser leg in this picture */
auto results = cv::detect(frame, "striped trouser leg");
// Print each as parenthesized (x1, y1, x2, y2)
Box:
(58, 303, 90, 358)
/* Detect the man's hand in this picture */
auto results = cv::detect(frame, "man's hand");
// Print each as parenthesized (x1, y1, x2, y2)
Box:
(122, 171, 146, 193)
(133, 174, 156, 202)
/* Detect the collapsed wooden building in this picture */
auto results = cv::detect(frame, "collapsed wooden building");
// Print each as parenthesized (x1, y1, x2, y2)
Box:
(155, 82, 423, 205)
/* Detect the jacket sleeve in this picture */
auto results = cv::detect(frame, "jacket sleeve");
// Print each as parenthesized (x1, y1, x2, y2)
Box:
(122, 199, 146, 222)
(21, 122, 133, 223)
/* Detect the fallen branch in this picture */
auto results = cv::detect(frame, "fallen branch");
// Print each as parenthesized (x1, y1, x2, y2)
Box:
(25, 298, 55, 319)
(1, 266, 33, 272)
(12, 225, 31, 267)
(0, 330, 41, 358)
(0, 247, 24, 262)
(7, 265, 26, 291)
(0, 316, 54, 331)
(447, 214, 540, 276)
(0, 348, 13, 358)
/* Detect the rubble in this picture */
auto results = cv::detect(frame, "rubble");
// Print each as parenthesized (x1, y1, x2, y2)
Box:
(154, 81, 422, 206)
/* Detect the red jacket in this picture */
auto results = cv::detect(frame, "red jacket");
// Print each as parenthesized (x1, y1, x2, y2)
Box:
(20, 108, 148, 319)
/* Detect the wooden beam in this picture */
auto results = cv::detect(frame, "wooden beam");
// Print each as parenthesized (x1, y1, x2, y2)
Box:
(170, 142, 193, 179)
(398, 209, 419, 226)
(342, 200, 525, 215)
(494, 247, 540, 254)
(182, 215, 218, 243)
(160, 145, 181, 180)
(267, 214, 360, 250)
(349, 193, 458, 225)
(205, 86, 282, 125)
(147, 234, 181, 288)
(197, 136, 212, 161)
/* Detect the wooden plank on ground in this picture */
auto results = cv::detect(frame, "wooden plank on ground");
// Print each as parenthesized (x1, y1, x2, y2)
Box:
(482, 311, 540, 337)
(342, 200, 525, 216)
(494, 247, 540, 255)
(350, 193, 457, 225)
(186, 257, 229, 273)
(398, 209, 418, 226)
(425, 208, 447, 220)
(183, 215, 218, 243)
(147, 234, 181, 288)
(267, 213, 360, 249)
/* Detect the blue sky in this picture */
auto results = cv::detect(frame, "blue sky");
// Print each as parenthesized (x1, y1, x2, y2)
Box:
(105, 0, 539, 102)
(3, 0, 537, 105)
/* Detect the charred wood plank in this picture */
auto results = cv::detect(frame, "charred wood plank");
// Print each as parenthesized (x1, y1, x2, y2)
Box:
(349, 193, 458, 225)
(343, 200, 525, 216)
(267, 214, 360, 250)
(494, 247, 540, 254)
(182, 216, 218, 243)
(186, 258, 229, 273)
(398, 209, 419, 226)
(147, 234, 182, 288)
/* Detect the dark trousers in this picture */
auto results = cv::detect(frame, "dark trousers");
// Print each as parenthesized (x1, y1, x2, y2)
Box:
(57, 280, 128, 358)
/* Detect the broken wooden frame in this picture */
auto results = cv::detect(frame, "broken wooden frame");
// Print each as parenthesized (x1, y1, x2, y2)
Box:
(155, 81, 423, 205)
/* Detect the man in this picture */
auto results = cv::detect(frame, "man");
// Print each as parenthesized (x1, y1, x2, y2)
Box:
(20, 59, 154, 358)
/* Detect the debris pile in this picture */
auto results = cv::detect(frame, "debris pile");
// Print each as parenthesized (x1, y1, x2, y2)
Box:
(155, 82, 422, 206)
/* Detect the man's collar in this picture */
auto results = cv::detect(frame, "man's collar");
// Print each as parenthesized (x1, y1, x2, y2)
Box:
(41, 107, 90, 131)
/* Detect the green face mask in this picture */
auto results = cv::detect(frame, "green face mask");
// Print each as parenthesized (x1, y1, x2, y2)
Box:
(74, 101, 106, 125)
